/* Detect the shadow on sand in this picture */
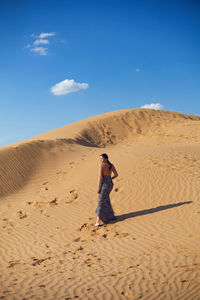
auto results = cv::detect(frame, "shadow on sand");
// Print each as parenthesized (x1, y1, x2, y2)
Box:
(110, 201, 193, 224)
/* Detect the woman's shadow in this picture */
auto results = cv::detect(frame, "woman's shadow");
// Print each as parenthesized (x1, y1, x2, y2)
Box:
(111, 201, 192, 223)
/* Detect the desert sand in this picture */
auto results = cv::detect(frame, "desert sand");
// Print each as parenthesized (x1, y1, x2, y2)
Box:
(0, 108, 200, 300)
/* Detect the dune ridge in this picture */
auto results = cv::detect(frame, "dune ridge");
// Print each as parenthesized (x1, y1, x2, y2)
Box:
(0, 108, 200, 300)
(22, 108, 200, 147)
(1, 109, 200, 198)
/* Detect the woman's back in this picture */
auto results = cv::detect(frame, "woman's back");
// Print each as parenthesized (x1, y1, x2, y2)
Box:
(101, 162, 112, 176)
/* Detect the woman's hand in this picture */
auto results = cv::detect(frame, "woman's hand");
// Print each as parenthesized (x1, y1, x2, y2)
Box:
(97, 188, 101, 194)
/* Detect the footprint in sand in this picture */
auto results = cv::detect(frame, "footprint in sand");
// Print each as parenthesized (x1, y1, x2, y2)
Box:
(35, 201, 46, 208)
(31, 256, 52, 266)
(40, 210, 50, 217)
(18, 210, 27, 219)
(69, 161, 76, 168)
(39, 186, 49, 192)
(2, 219, 14, 229)
(8, 260, 21, 268)
(56, 171, 67, 176)
(74, 237, 81, 242)
(69, 189, 78, 198)
(113, 231, 129, 238)
(79, 223, 95, 231)
(35, 199, 58, 208)
(43, 181, 49, 186)
(65, 189, 78, 204)
(49, 198, 58, 206)
(76, 246, 84, 252)
(1, 291, 11, 298)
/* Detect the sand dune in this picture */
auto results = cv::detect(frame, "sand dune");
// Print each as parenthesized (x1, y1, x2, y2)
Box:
(0, 108, 200, 299)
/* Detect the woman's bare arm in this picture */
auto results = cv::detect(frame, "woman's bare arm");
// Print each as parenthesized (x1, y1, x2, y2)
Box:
(111, 164, 118, 180)
(97, 163, 104, 193)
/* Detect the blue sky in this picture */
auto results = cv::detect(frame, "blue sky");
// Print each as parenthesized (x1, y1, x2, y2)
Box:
(0, 0, 200, 147)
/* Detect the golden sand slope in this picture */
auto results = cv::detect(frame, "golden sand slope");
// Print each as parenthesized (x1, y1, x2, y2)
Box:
(0, 108, 200, 300)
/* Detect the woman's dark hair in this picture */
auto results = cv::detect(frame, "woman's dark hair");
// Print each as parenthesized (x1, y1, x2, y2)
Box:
(101, 153, 112, 169)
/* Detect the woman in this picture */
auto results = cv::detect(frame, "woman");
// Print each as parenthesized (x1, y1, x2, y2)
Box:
(95, 153, 118, 226)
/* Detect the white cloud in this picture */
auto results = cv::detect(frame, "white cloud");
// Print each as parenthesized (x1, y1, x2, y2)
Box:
(140, 103, 165, 110)
(25, 32, 58, 56)
(51, 79, 89, 95)
(31, 47, 48, 56)
(33, 39, 49, 45)
(38, 32, 56, 39)
(136, 68, 140, 72)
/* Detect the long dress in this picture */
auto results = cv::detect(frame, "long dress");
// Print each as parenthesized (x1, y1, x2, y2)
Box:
(95, 175, 115, 223)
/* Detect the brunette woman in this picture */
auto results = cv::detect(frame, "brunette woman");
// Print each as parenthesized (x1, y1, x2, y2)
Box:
(95, 153, 118, 226)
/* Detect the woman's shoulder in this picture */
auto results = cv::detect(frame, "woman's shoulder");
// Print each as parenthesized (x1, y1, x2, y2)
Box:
(100, 162, 110, 169)
(99, 162, 106, 168)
